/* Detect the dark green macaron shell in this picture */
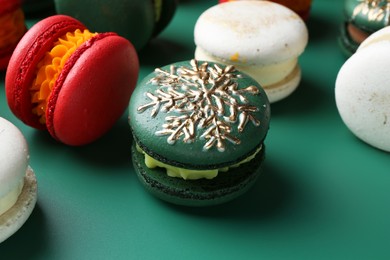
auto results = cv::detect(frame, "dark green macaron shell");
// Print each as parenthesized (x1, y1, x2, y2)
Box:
(22, 0, 55, 16)
(339, 22, 360, 57)
(131, 142, 265, 206)
(340, 0, 390, 56)
(345, 0, 390, 33)
(128, 59, 271, 170)
(54, 0, 177, 50)
(152, 0, 177, 36)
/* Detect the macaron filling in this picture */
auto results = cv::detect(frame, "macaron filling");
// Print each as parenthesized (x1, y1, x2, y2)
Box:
(0, 179, 24, 216)
(136, 144, 262, 180)
(195, 47, 298, 88)
(0, 117, 30, 217)
(0, 8, 25, 51)
(30, 29, 97, 124)
(347, 23, 370, 44)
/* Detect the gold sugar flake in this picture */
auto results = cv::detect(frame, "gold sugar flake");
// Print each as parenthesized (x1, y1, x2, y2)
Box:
(352, 0, 390, 24)
(137, 59, 262, 152)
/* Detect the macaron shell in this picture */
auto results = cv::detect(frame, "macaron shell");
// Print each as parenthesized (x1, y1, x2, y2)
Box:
(335, 40, 390, 152)
(0, 117, 29, 197)
(265, 65, 301, 103)
(195, 46, 301, 103)
(357, 26, 390, 51)
(48, 33, 138, 145)
(131, 143, 265, 207)
(54, 0, 155, 50)
(0, 167, 37, 243)
(0, 46, 15, 70)
(22, 0, 55, 15)
(338, 22, 359, 57)
(194, 1, 308, 66)
(344, 0, 390, 33)
(152, 0, 178, 36)
(5, 15, 86, 130)
(129, 60, 270, 169)
(0, 0, 26, 70)
(0, 33, 28, 71)
(218, 0, 312, 20)
(0, 0, 22, 15)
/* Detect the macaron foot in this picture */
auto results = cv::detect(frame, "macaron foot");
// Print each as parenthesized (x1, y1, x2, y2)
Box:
(264, 65, 301, 103)
(0, 166, 37, 243)
(131, 144, 265, 207)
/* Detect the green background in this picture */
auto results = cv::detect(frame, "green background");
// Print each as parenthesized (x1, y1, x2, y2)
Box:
(1, 0, 389, 259)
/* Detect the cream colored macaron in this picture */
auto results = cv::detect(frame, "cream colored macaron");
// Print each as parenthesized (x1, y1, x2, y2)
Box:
(194, 1, 308, 103)
(0, 117, 37, 243)
(335, 26, 390, 152)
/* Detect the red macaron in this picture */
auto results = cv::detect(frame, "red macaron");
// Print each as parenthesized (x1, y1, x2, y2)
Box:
(0, 0, 27, 70)
(6, 15, 139, 145)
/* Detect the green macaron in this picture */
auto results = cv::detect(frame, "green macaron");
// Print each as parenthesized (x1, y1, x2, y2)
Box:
(22, 0, 55, 16)
(54, 0, 177, 51)
(128, 59, 271, 206)
(339, 0, 390, 56)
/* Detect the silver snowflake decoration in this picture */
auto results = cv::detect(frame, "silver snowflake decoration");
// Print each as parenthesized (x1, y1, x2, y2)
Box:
(137, 59, 262, 152)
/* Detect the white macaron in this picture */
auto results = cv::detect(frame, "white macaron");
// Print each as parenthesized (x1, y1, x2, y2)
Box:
(194, 1, 308, 103)
(0, 117, 37, 243)
(335, 26, 390, 152)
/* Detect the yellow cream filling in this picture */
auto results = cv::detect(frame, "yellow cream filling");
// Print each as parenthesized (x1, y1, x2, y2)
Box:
(0, 8, 25, 49)
(0, 179, 23, 216)
(137, 145, 262, 180)
(30, 29, 97, 124)
(195, 47, 297, 87)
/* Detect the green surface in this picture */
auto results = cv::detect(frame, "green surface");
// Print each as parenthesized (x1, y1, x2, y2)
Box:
(1, 0, 390, 259)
